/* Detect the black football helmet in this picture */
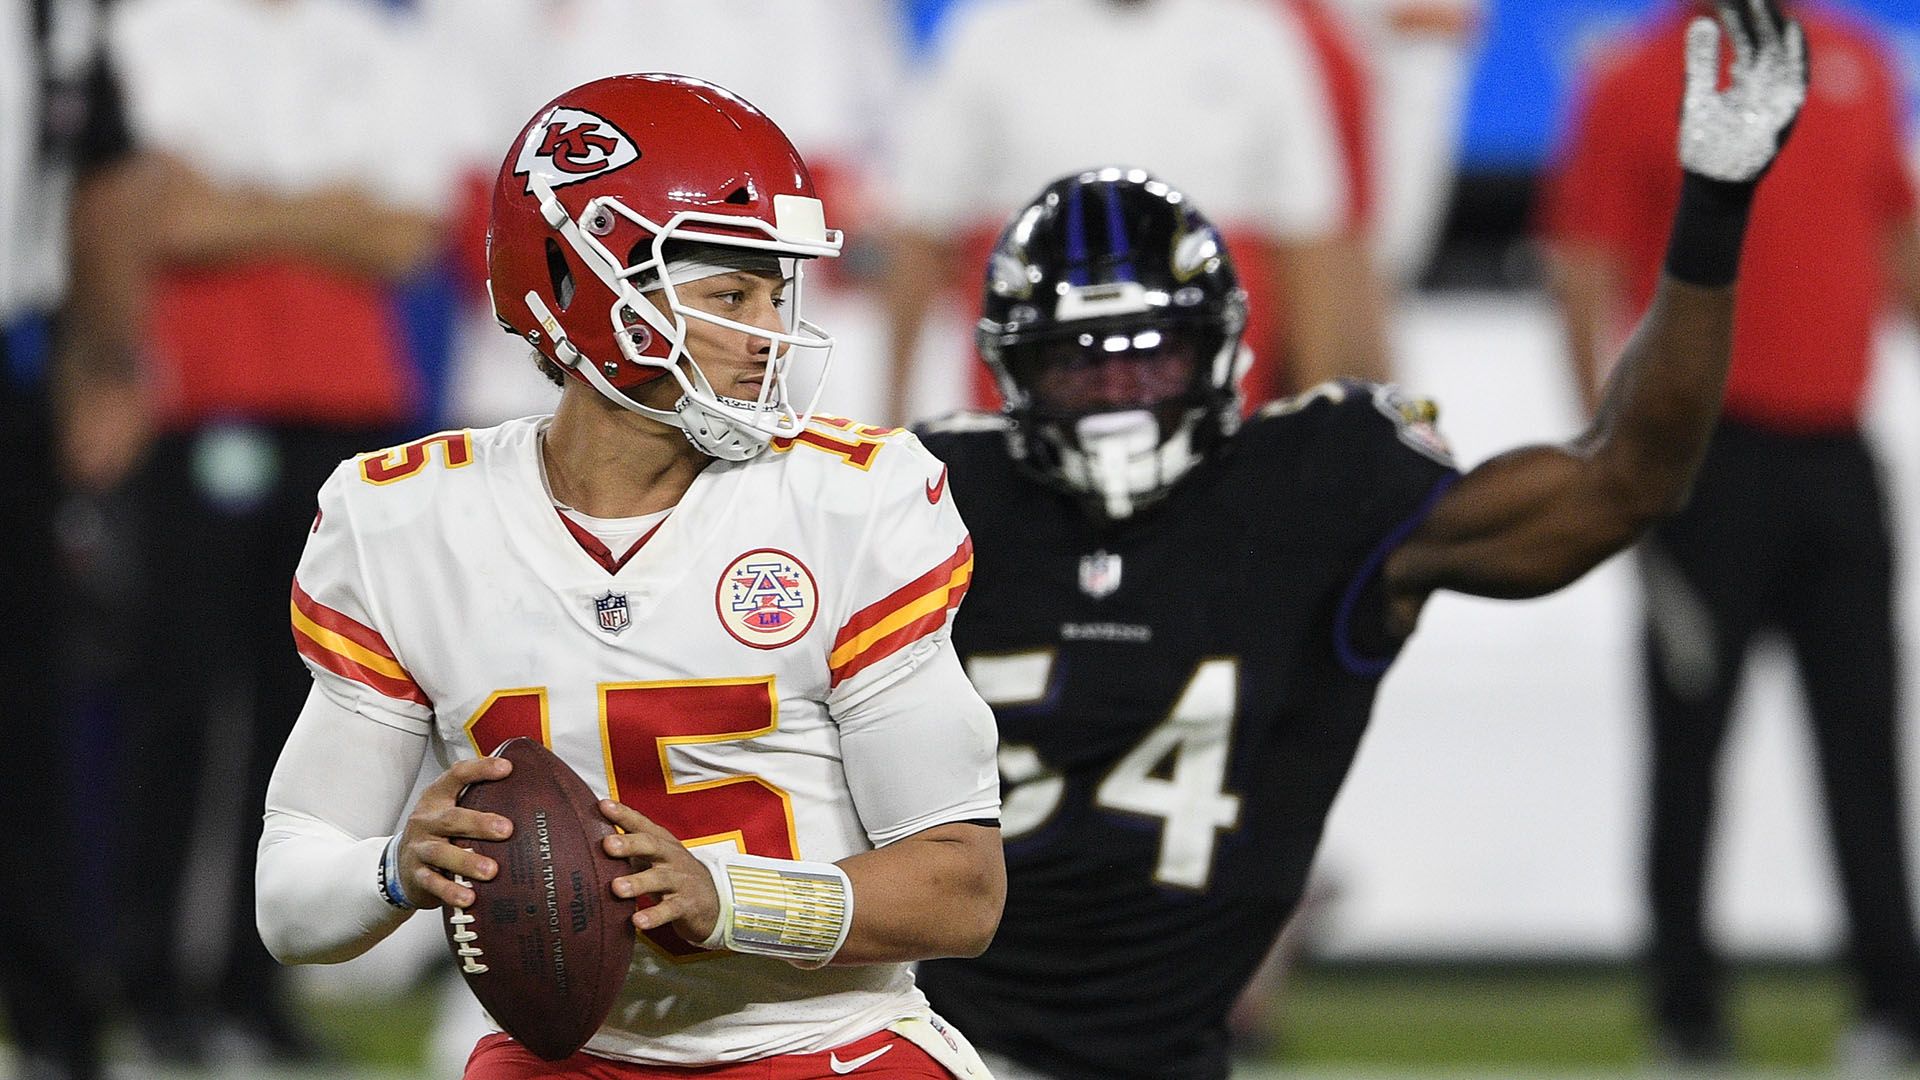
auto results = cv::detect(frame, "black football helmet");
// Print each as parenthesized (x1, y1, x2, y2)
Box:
(978, 168, 1249, 519)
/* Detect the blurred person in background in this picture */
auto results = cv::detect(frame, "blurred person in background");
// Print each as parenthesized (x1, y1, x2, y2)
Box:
(1290, 0, 1481, 287)
(1, 2, 128, 1076)
(1539, 0, 1920, 1065)
(884, 0, 1389, 427)
(79, 0, 462, 1063)
(910, 0, 1806, 1072)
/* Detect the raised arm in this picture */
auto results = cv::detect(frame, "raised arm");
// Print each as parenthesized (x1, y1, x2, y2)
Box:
(1379, 0, 1805, 630)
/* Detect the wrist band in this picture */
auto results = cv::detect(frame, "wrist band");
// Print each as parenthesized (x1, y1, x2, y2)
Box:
(377, 833, 417, 911)
(1663, 172, 1759, 288)
(697, 852, 853, 967)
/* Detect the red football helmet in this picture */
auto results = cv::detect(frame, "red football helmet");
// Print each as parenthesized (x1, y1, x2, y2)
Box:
(487, 74, 842, 460)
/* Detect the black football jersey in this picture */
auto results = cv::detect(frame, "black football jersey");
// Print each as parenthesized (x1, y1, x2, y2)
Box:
(914, 383, 1459, 1080)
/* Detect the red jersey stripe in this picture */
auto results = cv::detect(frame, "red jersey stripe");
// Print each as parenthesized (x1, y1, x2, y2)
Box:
(293, 623, 430, 707)
(829, 552, 974, 688)
(829, 568, 974, 689)
(832, 537, 974, 654)
(292, 578, 399, 661)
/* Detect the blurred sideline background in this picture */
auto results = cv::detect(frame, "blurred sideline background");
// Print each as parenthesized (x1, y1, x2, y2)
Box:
(7, 0, 1920, 1075)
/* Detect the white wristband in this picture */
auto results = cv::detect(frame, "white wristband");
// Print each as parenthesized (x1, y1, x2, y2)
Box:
(697, 852, 853, 968)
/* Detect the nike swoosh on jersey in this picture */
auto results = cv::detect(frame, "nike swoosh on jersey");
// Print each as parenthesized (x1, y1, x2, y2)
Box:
(926, 466, 948, 504)
(829, 1044, 894, 1073)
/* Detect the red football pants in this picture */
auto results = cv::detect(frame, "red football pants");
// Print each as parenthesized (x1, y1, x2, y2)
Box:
(464, 1028, 948, 1079)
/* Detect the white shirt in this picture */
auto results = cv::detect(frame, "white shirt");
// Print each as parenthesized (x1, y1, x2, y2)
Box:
(108, 0, 462, 213)
(268, 416, 1000, 1064)
(892, 0, 1346, 239)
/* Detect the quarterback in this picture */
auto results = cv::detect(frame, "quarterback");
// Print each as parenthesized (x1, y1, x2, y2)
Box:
(913, 2, 1806, 1078)
(254, 75, 1003, 1078)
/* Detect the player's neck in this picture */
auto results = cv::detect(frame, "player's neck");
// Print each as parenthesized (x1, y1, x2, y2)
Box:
(542, 386, 708, 518)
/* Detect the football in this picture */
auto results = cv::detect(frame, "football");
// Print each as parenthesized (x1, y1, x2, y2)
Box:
(443, 737, 637, 1061)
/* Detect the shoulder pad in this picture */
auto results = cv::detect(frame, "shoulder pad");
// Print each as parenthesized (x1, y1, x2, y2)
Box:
(1362, 383, 1454, 467)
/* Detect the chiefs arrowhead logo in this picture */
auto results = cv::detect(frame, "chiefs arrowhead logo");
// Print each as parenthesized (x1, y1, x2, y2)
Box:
(514, 107, 640, 194)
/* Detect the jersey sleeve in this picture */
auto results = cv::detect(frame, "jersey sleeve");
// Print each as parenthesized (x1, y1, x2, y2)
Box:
(289, 463, 435, 734)
(1287, 381, 1461, 677)
(824, 433, 974, 710)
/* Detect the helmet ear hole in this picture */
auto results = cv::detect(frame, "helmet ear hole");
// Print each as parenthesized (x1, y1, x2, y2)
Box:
(545, 238, 576, 311)
(724, 186, 753, 205)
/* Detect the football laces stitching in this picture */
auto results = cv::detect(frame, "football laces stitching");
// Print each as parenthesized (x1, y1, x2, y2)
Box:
(448, 876, 489, 973)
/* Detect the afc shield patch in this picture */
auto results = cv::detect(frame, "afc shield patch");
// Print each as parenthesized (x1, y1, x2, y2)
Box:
(718, 549, 818, 649)
(593, 591, 631, 635)
(1079, 550, 1123, 599)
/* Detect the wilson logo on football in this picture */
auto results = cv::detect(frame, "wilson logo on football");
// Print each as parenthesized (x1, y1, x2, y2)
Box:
(514, 107, 640, 194)
(717, 549, 818, 649)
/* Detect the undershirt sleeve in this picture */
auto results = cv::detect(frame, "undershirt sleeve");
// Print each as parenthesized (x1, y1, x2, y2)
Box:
(256, 685, 430, 964)
(834, 638, 1001, 848)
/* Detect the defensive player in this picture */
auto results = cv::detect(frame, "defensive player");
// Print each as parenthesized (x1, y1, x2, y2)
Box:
(912, 2, 1806, 1077)
(254, 74, 1002, 1079)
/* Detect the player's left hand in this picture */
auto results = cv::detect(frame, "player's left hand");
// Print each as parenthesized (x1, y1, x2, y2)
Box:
(599, 800, 721, 945)
(1679, 0, 1807, 184)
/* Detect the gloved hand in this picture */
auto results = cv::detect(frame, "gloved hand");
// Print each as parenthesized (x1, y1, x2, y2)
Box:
(1679, 0, 1807, 185)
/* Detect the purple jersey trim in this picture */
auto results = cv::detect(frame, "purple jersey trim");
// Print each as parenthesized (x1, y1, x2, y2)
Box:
(1333, 472, 1462, 678)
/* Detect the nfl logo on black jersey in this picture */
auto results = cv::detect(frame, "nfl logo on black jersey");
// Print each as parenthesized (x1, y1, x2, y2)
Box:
(1078, 551, 1122, 599)
(594, 591, 630, 635)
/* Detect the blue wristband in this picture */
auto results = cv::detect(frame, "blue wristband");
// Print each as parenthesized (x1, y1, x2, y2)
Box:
(378, 834, 416, 911)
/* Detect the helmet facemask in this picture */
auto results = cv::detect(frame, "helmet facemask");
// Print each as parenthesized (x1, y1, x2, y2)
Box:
(986, 291, 1249, 520)
(523, 170, 839, 461)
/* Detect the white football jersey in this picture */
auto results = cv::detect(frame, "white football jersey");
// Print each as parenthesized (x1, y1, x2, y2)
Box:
(289, 414, 994, 1064)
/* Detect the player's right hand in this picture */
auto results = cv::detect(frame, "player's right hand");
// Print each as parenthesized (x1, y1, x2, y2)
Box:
(395, 756, 515, 910)
(1678, 0, 1807, 184)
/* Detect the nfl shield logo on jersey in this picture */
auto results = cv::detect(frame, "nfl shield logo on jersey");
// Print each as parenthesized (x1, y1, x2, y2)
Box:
(718, 549, 819, 649)
(593, 591, 631, 635)
(1079, 551, 1123, 599)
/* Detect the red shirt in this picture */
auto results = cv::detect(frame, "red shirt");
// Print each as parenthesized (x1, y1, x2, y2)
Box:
(148, 258, 420, 431)
(1539, 3, 1916, 433)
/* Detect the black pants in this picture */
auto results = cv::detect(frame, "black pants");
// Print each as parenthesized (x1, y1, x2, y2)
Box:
(0, 367, 105, 1077)
(116, 423, 395, 1034)
(1641, 420, 1920, 1034)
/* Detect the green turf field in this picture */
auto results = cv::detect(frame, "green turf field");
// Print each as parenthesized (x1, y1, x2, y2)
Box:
(8, 964, 1911, 1078)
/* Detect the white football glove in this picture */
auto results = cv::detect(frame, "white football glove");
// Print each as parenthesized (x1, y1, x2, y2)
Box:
(1679, 0, 1807, 184)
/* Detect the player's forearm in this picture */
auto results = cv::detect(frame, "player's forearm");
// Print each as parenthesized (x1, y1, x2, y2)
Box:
(256, 686, 432, 963)
(831, 823, 1005, 964)
(1578, 178, 1751, 530)
(257, 815, 411, 964)
(1384, 190, 1751, 605)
